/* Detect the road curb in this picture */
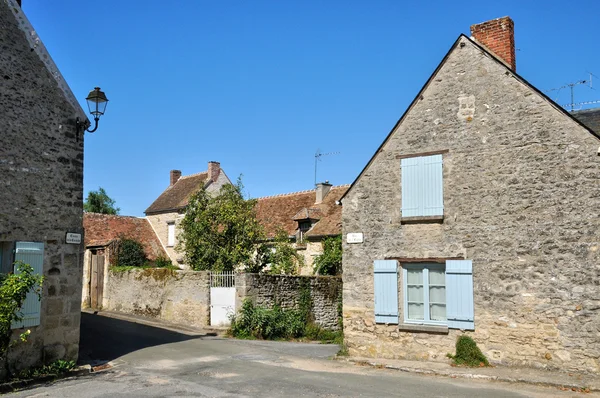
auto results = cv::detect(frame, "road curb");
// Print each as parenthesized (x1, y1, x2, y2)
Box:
(339, 357, 596, 393)
(0, 364, 92, 394)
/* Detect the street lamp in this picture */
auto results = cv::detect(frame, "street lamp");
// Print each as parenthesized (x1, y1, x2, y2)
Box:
(76, 87, 109, 135)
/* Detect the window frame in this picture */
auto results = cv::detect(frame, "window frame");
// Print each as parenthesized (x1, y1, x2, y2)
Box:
(167, 222, 175, 247)
(402, 263, 447, 327)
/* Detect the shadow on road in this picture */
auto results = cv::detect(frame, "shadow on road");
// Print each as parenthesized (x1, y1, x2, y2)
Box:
(79, 312, 203, 365)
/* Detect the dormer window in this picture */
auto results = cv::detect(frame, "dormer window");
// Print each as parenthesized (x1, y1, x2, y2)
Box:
(299, 221, 311, 233)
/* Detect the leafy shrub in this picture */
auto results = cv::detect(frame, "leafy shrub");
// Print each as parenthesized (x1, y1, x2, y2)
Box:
(447, 335, 489, 367)
(114, 237, 147, 267)
(313, 235, 342, 275)
(154, 255, 174, 269)
(268, 230, 304, 275)
(229, 300, 306, 339)
(16, 359, 76, 380)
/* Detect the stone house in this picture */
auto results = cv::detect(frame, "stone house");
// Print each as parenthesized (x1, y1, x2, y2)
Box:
(341, 17, 600, 374)
(255, 183, 347, 274)
(0, 0, 89, 373)
(145, 161, 232, 268)
(81, 213, 167, 310)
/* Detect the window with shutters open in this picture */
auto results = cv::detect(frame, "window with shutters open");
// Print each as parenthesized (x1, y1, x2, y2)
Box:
(400, 154, 444, 221)
(12, 241, 44, 329)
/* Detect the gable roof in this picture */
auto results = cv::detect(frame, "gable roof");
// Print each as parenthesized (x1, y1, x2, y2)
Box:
(255, 185, 348, 239)
(572, 108, 600, 135)
(145, 172, 209, 214)
(340, 34, 600, 202)
(83, 213, 167, 260)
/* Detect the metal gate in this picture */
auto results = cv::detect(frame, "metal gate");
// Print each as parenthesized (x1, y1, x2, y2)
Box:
(90, 254, 105, 310)
(210, 271, 236, 326)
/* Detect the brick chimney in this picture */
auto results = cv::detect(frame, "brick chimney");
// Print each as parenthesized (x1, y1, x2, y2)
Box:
(170, 170, 181, 186)
(315, 181, 332, 204)
(470, 16, 516, 71)
(208, 161, 220, 183)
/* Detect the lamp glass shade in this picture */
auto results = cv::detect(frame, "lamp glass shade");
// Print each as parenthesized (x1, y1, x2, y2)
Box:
(86, 87, 109, 117)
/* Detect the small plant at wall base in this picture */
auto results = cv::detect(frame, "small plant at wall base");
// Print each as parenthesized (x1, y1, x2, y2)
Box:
(0, 262, 44, 379)
(447, 335, 490, 367)
(313, 235, 342, 276)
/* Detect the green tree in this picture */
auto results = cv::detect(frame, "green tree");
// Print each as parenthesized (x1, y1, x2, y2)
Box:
(177, 178, 263, 271)
(313, 235, 342, 275)
(114, 237, 147, 267)
(83, 187, 120, 214)
(268, 229, 303, 275)
(0, 262, 44, 377)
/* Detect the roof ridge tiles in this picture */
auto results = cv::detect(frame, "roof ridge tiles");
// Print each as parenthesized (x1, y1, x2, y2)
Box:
(256, 184, 350, 200)
(179, 171, 208, 180)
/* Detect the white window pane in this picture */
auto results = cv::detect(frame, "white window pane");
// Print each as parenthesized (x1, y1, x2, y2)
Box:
(407, 269, 423, 284)
(429, 286, 446, 304)
(167, 223, 175, 246)
(429, 268, 445, 285)
(430, 304, 446, 321)
(407, 285, 423, 302)
(408, 303, 424, 320)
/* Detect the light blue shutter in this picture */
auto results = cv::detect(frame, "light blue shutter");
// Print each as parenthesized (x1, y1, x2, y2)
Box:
(401, 155, 443, 217)
(12, 242, 44, 329)
(374, 260, 398, 324)
(422, 155, 443, 216)
(446, 260, 474, 330)
(401, 157, 421, 217)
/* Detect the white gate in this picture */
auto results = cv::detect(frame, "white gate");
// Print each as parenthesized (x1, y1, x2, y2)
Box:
(210, 271, 236, 326)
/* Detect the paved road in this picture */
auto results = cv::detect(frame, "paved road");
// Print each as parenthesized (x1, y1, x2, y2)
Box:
(9, 313, 593, 397)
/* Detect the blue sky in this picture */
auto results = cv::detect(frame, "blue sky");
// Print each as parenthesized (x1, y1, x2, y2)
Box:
(23, 0, 600, 217)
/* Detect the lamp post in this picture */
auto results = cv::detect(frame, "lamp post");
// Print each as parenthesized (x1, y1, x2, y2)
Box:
(76, 87, 109, 135)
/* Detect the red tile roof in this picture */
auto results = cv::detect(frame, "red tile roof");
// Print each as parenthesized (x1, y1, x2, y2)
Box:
(145, 172, 208, 214)
(255, 185, 348, 239)
(83, 213, 166, 260)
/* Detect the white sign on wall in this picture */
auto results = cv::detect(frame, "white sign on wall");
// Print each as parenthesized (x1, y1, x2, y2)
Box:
(66, 233, 81, 244)
(346, 233, 364, 244)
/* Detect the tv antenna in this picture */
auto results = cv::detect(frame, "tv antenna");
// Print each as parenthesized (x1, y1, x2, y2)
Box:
(544, 72, 600, 111)
(314, 149, 339, 187)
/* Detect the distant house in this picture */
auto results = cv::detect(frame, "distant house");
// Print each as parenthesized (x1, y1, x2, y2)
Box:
(255, 183, 347, 274)
(0, 0, 89, 374)
(81, 213, 167, 310)
(145, 162, 232, 268)
(341, 17, 600, 374)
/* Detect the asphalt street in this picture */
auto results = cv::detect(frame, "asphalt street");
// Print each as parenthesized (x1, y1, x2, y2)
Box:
(8, 313, 594, 397)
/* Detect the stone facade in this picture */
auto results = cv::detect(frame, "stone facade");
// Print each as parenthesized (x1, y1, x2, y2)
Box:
(237, 274, 342, 330)
(342, 35, 600, 374)
(0, 0, 87, 374)
(103, 268, 211, 328)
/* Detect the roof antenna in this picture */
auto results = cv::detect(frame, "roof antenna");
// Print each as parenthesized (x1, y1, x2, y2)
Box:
(544, 73, 600, 111)
(314, 149, 339, 187)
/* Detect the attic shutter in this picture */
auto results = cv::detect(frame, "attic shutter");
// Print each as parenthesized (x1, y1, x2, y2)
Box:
(445, 260, 474, 330)
(422, 154, 443, 216)
(12, 242, 44, 329)
(401, 157, 421, 217)
(374, 260, 399, 324)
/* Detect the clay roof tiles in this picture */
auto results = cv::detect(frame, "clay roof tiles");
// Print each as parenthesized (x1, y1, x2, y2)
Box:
(145, 172, 208, 214)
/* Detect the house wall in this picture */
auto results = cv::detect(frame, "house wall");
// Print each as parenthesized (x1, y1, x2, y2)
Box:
(342, 36, 600, 374)
(295, 241, 323, 275)
(236, 274, 342, 330)
(103, 269, 211, 328)
(0, 1, 85, 374)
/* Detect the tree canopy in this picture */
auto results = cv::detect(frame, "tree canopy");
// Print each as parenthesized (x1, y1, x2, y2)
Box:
(313, 235, 342, 275)
(177, 179, 263, 271)
(84, 187, 120, 215)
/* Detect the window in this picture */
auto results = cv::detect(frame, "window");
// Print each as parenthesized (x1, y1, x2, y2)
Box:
(404, 264, 446, 325)
(12, 241, 44, 329)
(400, 154, 443, 218)
(298, 221, 311, 243)
(167, 223, 175, 247)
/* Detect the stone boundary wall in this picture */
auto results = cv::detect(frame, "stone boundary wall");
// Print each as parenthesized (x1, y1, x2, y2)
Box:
(103, 268, 210, 328)
(236, 274, 342, 330)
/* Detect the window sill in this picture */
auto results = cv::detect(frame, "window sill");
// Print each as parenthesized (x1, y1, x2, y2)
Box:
(398, 323, 449, 334)
(401, 215, 444, 224)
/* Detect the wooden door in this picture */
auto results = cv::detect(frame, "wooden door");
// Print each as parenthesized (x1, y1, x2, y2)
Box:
(90, 254, 105, 310)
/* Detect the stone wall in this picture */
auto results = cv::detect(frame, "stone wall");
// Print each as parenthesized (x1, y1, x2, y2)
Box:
(237, 274, 342, 330)
(342, 36, 600, 374)
(0, 0, 87, 375)
(103, 268, 210, 328)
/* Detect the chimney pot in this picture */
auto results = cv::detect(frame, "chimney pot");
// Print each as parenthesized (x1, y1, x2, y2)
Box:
(315, 182, 332, 204)
(170, 170, 181, 186)
(470, 16, 516, 71)
(208, 161, 221, 183)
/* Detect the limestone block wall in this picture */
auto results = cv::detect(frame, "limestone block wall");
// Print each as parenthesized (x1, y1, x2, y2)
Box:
(236, 274, 342, 330)
(0, 0, 87, 374)
(342, 36, 600, 374)
(104, 269, 210, 328)
(146, 212, 185, 267)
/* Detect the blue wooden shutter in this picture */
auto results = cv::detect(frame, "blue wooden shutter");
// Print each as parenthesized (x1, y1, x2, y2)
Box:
(445, 260, 474, 330)
(401, 157, 421, 217)
(422, 154, 443, 216)
(12, 242, 44, 329)
(374, 260, 398, 324)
